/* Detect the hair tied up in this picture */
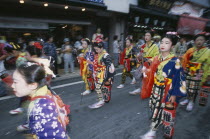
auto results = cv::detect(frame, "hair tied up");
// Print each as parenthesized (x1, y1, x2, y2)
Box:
(166, 32, 180, 39)
(24, 62, 38, 68)
(166, 32, 177, 35)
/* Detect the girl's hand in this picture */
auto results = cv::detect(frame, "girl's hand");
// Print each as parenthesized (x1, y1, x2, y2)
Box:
(87, 60, 93, 65)
(169, 95, 176, 103)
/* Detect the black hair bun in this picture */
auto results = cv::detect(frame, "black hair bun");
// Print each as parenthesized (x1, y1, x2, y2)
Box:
(165, 32, 179, 45)
(194, 34, 206, 41)
(93, 42, 104, 48)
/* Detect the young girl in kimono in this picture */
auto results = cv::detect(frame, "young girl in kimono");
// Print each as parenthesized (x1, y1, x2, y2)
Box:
(117, 39, 136, 89)
(12, 62, 69, 139)
(78, 38, 95, 95)
(129, 31, 159, 95)
(88, 42, 115, 109)
(141, 33, 187, 139)
(180, 34, 210, 111)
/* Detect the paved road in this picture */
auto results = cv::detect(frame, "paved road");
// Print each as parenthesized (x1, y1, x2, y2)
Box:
(0, 73, 210, 139)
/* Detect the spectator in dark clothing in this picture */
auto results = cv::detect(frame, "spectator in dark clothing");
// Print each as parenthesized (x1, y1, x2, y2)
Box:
(0, 41, 7, 72)
(43, 36, 59, 76)
(103, 37, 109, 52)
(0, 41, 8, 97)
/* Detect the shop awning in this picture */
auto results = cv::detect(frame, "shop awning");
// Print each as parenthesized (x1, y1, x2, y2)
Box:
(130, 5, 179, 20)
(0, 17, 91, 29)
(32, 0, 107, 10)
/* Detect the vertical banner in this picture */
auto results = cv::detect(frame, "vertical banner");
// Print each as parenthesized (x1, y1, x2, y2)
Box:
(177, 15, 209, 35)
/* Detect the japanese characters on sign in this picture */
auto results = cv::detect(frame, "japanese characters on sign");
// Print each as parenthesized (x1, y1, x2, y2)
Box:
(147, 0, 174, 12)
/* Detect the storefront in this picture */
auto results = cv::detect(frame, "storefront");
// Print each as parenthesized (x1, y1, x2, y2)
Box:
(128, 0, 178, 41)
(0, 0, 109, 46)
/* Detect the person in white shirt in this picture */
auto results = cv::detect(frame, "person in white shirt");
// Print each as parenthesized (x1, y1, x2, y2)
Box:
(112, 35, 120, 68)
(62, 38, 75, 74)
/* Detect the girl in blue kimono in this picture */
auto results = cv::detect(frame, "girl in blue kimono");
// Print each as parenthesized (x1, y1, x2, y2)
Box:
(141, 33, 187, 139)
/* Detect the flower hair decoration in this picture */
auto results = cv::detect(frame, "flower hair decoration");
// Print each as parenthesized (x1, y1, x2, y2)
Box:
(166, 32, 180, 38)
(166, 32, 177, 35)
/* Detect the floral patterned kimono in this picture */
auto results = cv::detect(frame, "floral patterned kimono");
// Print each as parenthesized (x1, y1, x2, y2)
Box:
(147, 53, 186, 137)
(27, 86, 69, 139)
(93, 50, 115, 102)
(182, 46, 210, 102)
(78, 47, 94, 91)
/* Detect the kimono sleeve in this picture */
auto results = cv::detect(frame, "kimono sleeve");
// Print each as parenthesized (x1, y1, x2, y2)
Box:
(168, 59, 187, 99)
(29, 98, 67, 139)
(202, 49, 210, 83)
(102, 53, 115, 82)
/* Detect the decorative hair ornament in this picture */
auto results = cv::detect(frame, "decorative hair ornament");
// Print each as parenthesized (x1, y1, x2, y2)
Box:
(34, 42, 43, 49)
(166, 32, 177, 35)
(166, 32, 180, 38)
(25, 58, 56, 78)
(9, 42, 21, 50)
(82, 38, 90, 42)
(24, 62, 38, 68)
(37, 57, 56, 78)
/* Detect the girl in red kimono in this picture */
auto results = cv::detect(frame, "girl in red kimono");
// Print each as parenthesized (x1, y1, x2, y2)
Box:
(117, 39, 136, 89)
(141, 33, 187, 139)
(129, 31, 159, 95)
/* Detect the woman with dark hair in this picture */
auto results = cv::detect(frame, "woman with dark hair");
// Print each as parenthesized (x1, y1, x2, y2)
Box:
(117, 38, 136, 89)
(78, 38, 95, 95)
(180, 34, 210, 111)
(26, 41, 43, 58)
(141, 33, 187, 139)
(88, 42, 115, 109)
(129, 31, 159, 95)
(12, 62, 69, 139)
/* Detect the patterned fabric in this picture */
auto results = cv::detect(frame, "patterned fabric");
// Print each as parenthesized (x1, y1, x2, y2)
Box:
(94, 50, 115, 83)
(84, 48, 94, 72)
(182, 46, 210, 103)
(148, 54, 186, 133)
(29, 99, 68, 139)
(93, 50, 115, 101)
(185, 69, 203, 102)
(28, 86, 68, 139)
(150, 84, 165, 129)
(182, 46, 210, 84)
(135, 42, 159, 89)
(121, 71, 133, 84)
(78, 47, 94, 90)
(142, 42, 159, 58)
(120, 46, 136, 83)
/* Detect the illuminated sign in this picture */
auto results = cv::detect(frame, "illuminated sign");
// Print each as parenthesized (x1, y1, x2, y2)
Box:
(147, 0, 175, 12)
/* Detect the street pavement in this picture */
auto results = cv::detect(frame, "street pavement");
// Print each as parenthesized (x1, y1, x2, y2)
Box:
(0, 69, 210, 139)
